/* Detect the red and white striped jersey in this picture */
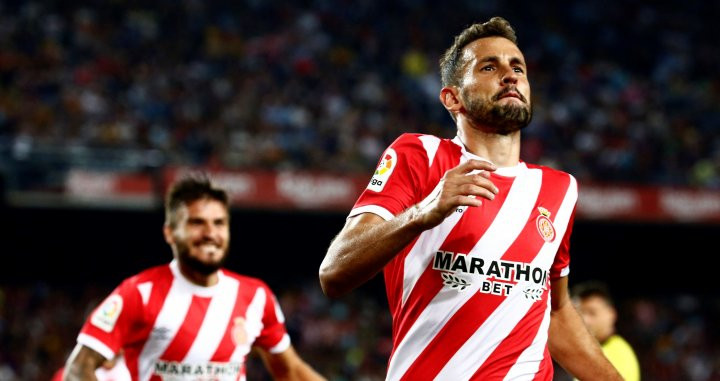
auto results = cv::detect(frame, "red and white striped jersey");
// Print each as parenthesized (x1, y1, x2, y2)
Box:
(77, 260, 290, 381)
(351, 134, 578, 381)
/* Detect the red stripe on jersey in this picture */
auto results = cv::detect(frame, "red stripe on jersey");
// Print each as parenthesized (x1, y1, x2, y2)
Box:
(532, 347, 554, 381)
(390, 175, 513, 359)
(123, 267, 174, 380)
(159, 295, 211, 360)
(383, 138, 463, 348)
(384, 237, 418, 331)
(399, 169, 570, 380)
(401, 292, 506, 380)
(470, 290, 550, 380)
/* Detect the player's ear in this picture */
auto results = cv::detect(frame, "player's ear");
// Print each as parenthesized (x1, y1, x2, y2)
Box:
(163, 224, 175, 245)
(439, 86, 463, 114)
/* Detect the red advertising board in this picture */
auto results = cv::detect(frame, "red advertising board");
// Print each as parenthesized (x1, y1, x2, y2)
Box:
(61, 169, 720, 223)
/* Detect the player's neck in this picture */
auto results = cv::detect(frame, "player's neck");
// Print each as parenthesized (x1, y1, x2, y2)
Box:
(456, 124, 520, 167)
(178, 262, 219, 287)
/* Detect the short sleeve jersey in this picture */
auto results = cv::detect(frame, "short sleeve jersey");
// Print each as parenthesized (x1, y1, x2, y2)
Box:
(351, 134, 578, 381)
(77, 260, 290, 381)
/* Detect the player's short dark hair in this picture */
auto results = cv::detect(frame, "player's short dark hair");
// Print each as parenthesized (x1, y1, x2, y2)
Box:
(439, 17, 518, 89)
(165, 175, 229, 228)
(571, 280, 614, 306)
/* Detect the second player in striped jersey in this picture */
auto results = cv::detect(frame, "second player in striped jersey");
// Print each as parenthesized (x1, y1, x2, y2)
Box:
(64, 177, 325, 381)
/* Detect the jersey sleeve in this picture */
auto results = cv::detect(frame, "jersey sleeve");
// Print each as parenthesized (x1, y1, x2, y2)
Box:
(253, 284, 290, 354)
(550, 204, 576, 280)
(77, 279, 142, 360)
(350, 133, 430, 220)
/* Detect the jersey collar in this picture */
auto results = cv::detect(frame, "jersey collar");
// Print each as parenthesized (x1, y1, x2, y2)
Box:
(169, 259, 226, 297)
(451, 136, 527, 177)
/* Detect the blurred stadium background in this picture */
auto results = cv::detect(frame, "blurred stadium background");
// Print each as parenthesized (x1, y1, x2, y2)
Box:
(0, 0, 718, 380)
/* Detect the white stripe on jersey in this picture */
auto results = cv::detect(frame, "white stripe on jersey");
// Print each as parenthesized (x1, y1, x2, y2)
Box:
(386, 167, 543, 380)
(401, 156, 469, 306)
(502, 297, 552, 381)
(434, 283, 537, 380)
(419, 135, 441, 167)
(230, 288, 267, 362)
(182, 276, 239, 362)
(138, 278, 195, 381)
(435, 175, 577, 380)
(502, 177, 577, 381)
(137, 282, 152, 306)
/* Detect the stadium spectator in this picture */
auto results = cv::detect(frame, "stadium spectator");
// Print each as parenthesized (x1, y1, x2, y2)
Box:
(320, 17, 621, 380)
(572, 281, 641, 381)
(62, 176, 325, 380)
(0, 1, 717, 190)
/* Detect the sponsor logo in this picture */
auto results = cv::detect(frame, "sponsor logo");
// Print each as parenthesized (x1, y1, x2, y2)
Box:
(535, 207, 556, 242)
(154, 360, 242, 380)
(90, 294, 123, 332)
(433, 251, 549, 301)
(367, 148, 397, 192)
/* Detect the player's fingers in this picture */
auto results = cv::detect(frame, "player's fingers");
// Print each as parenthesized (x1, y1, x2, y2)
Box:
(451, 159, 497, 175)
(458, 184, 497, 201)
(452, 195, 484, 208)
(447, 173, 499, 195)
(470, 174, 499, 194)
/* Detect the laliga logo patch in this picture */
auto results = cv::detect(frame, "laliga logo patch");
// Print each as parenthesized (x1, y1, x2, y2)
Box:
(536, 206, 556, 242)
(367, 148, 397, 192)
(231, 317, 248, 346)
(91, 294, 123, 333)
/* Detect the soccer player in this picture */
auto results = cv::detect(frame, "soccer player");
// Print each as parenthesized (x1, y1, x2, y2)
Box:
(572, 281, 641, 381)
(64, 177, 325, 381)
(319, 17, 622, 380)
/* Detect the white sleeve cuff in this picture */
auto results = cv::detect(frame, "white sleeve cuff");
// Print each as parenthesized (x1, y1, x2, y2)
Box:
(559, 266, 570, 277)
(348, 205, 395, 221)
(268, 333, 291, 354)
(77, 333, 115, 360)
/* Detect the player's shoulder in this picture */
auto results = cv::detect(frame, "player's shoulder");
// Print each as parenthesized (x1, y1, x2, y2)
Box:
(525, 162, 577, 184)
(391, 133, 451, 148)
(121, 263, 173, 288)
(221, 270, 273, 292)
(389, 133, 457, 161)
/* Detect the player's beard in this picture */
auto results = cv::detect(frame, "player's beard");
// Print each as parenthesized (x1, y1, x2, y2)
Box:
(462, 87, 532, 135)
(175, 239, 228, 275)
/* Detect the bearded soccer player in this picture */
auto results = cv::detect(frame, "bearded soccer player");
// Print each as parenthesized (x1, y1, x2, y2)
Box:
(319, 17, 622, 380)
(64, 177, 325, 381)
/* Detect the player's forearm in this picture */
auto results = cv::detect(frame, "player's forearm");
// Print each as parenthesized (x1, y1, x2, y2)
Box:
(63, 362, 99, 381)
(548, 301, 623, 381)
(63, 344, 104, 381)
(287, 361, 327, 381)
(319, 206, 427, 298)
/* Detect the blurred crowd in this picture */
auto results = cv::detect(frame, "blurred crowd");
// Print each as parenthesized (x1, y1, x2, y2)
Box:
(0, 0, 718, 192)
(0, 281, 718, 380)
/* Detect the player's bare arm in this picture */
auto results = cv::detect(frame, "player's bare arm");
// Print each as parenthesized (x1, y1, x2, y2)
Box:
(548, 277, 623, 381)
(63, 344, 105, 381)
(256, 346, 326, 381)
(319, 159, 498, 298)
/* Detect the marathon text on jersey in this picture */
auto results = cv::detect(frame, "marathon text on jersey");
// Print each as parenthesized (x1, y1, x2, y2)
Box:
(433, 251, 549, 299)
(154, 360, 242, 380)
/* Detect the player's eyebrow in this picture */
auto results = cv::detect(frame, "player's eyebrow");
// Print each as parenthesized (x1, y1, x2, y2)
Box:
(479, 55, 526, 67)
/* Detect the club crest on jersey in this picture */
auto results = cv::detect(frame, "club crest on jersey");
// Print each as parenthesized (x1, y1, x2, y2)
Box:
(91, 294, 123, 332)
(231, 317, 248, 346)
(367, 148, 397, 192)
(536, 207, 556, 242)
